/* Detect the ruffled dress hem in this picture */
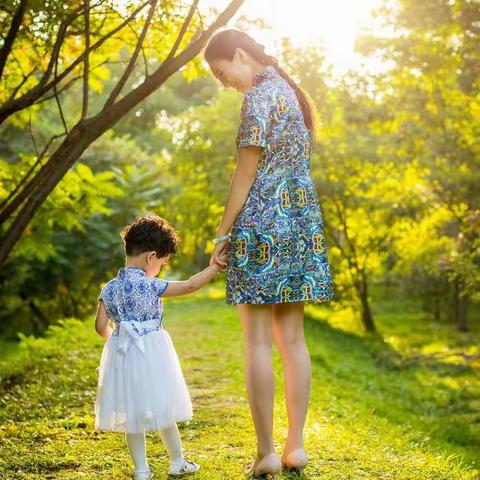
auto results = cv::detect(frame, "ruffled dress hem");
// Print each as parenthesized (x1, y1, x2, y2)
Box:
(94, 327, 193, 434)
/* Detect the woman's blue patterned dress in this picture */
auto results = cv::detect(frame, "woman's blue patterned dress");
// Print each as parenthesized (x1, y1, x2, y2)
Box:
(226, 65, 334, 305)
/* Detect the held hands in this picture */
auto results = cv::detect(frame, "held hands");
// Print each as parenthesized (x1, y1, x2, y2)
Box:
(217, 248, 228, 270)
(210, 240, 230, 271)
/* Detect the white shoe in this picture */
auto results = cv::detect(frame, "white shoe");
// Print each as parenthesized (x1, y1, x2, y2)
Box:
(133, 467, 153, 480)
(168, 459, 200, 476)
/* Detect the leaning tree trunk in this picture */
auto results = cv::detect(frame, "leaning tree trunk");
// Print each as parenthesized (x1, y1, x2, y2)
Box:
(0, 122, 94, 264)
(0, 0, 245, 266)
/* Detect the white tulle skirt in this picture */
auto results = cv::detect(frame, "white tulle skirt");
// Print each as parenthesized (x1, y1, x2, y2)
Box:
(94, 325, 193, 433)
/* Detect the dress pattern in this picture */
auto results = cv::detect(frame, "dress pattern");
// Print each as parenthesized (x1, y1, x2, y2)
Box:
(226, 65, 334, 304)
(99, 266, 169, 336)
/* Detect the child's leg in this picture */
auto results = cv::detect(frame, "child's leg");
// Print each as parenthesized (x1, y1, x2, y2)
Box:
(159, 423, 183, 467)
(126, 432, 150, 473)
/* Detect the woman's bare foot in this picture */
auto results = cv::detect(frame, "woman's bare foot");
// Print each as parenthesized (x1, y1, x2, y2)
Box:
(281, 448, 308, 471)
(244, 457, 259, 476)
(245, 453, 282, 478)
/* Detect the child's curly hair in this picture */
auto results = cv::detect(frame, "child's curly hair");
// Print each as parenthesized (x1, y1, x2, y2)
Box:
(120, 215, 179, 258)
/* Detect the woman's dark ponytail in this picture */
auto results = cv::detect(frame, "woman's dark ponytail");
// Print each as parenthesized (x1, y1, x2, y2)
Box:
(261, 53, 317, 133)
(204, 29, 317, 133)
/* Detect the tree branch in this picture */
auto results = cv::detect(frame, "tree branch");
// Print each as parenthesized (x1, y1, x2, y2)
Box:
(81, 0, 91, 120)
(34, 59, 119, 105)
(0, 0, 29, 80)
(0, 1, 151, 125)
(122, 10, 151, 77)
(166, 0, 199, 61)
(0, 133, 66, 215)
(36, 4, 86, 92)
(102, 0, 158, 110)
(53, 37, 69, 135)
(28, 113, 39, 158)
(6, 64, 37, 102)
(104, 0, 245, 118)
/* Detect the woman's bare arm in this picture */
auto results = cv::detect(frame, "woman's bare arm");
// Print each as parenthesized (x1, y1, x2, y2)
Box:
(216, 145, 261, 237)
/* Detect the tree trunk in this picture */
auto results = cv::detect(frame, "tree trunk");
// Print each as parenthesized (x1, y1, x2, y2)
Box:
(28, 300, 50, 332)
(433, 294, 441, 322)
(357, 273, 376, 333)
(0, 122, 95, 264)
(453, 278, 469, 332)
(19, 291, 50, 333)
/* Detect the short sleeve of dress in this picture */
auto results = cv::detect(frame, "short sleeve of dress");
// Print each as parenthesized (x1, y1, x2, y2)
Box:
(236, 88, 272, 149)
(151, 277, 169, 297)
(98, 284, 106, 302)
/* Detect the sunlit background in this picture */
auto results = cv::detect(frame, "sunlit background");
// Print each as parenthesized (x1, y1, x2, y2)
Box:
(1, 2, 479, 476)
(200, 0, 383, 73)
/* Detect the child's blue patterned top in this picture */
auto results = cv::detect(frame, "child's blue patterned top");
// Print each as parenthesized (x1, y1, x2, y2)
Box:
(99, 267, 169, 337)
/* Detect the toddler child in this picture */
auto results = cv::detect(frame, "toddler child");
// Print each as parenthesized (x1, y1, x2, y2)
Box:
(94, 215, 225, 479)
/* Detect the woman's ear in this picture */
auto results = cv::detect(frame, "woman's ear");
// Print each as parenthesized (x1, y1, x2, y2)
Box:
(235, 47, 247, 63)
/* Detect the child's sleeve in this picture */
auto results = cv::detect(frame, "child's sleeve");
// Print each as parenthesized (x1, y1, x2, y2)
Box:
(236, 88, 272, 149)
(98, 282, 112, 303)
(152, 278, 169, 297)
(98, 284, 106, 302)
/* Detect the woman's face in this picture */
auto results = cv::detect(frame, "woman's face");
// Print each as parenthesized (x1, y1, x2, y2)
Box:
(208, 49, 255, 94)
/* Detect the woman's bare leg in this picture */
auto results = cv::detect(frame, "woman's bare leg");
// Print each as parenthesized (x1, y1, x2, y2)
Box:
(237, 303, 275, 459)
(272, 301, 310, 460)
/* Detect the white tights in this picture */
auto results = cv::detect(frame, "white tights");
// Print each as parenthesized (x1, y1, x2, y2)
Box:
(126, 424, 184, 473)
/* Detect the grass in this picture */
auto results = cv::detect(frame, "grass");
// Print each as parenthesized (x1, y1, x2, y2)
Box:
(0, 286, 478, 479)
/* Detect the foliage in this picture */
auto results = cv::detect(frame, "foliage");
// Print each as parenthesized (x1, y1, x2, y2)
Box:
(1, 0, 479, 335)
(0, 292, 478, 478)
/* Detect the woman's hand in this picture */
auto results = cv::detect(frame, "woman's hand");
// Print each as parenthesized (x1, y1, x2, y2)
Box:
(209, 240, 230, 269)
(216, 247, 229, 271)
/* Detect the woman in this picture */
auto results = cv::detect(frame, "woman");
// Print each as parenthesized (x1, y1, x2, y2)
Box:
(205, 29, 334, 478)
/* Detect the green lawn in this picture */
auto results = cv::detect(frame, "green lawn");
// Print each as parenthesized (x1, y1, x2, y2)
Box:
(0, 287, 478, 479)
